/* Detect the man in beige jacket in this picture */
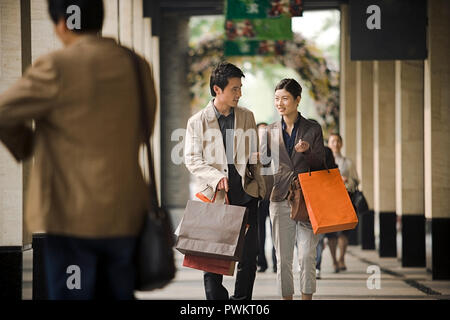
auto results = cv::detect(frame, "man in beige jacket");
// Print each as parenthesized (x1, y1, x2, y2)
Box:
(0, 0, 156, 299)
(184, 62, 265, 300)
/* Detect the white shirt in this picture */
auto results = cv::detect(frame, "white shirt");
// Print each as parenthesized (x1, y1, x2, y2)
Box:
(334, 153, 359, 193)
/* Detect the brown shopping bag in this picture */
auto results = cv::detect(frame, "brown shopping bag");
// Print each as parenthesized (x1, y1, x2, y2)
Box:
(298, 168, 358, 234)
(175, 193, 248, 261)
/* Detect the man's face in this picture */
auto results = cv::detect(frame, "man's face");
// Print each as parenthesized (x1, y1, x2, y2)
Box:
(214, 77, 242, 108)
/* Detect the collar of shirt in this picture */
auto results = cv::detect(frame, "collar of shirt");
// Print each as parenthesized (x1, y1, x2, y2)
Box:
(281, 112, 301, 133)
(213, 104, 235, 120)
(281, 112, 301, 157)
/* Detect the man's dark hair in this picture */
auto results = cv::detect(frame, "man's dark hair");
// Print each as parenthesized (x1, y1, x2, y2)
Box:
(275, 78, 302, 99)
(257, 122, 268, 128)
(210, 62, 245, 96)
(48, 0, 104, 33)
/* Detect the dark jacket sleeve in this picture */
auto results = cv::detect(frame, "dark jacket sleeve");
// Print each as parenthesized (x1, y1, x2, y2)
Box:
(303, 124, 326, 171)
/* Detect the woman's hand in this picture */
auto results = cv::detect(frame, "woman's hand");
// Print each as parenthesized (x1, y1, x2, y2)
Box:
(295, 139, 310, 153)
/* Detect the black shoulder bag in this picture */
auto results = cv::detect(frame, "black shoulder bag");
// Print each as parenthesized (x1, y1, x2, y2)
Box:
(126, 48, 176, 291)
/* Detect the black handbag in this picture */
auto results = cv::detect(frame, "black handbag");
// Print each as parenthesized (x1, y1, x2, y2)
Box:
(350, 189, 369, 214)
(127, 48, 176, 291)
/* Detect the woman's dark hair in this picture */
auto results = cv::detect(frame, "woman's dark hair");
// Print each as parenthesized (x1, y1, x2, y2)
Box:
(275, 78, 302, 99)
(210, 62, 245, 96)
(47, 0, 104, 33)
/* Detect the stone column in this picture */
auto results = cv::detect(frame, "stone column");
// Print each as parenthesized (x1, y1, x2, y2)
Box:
(373, 61, 397, 257)
(0, 0, 31, 300)
(356, 61, 375, 249)
(341, 4, 359, 245)
(102, 0, 119, 40)
(395, 60, 425, 267)
(119, 0, 133, 48)
(133, 0, 144, 55)
(339, 4, 357, 160)
(424, 0, 450, 280)
(30, 0, 61, 61)
(29, 0, 62, 300)
(160, 15, 190, 209)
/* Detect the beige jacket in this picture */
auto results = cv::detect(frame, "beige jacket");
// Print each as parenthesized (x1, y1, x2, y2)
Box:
(184, 100, 266, 203)
(0, 35, 156, 238)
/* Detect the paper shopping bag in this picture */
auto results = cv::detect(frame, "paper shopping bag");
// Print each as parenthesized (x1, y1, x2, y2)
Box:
(182, 254, 236, 276)
(298, 168, 358, 234)
(175, 199, 248, 261)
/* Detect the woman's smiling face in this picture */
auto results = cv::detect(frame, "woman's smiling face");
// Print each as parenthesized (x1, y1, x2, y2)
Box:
(274, 88, 300, 117)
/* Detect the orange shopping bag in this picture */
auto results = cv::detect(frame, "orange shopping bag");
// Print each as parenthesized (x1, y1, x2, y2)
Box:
(298, 168, 358, 234)
(183, 254, 236, 276)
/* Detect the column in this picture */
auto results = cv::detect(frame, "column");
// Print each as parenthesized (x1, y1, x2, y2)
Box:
(102, 0, 119, 40)
(0, 0, 31, 300)
(30, 0, 61, 61)
(373, 60, 397, 257)
(356, 61, 375, 250)
(160, 15, 190, 208)
(28, 0, 63, 300)
(395, 60, 425, 267)
(424, 0, 450, 280)
(133, 0, 144, 55)
(119, 0, 133, 48)
(339, 4, 357, 160)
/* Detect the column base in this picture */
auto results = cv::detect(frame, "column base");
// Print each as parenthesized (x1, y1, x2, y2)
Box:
(426, 218, 450, 280)
(401, 215, 425, 267)
(361, 210, 375, 250)
(32, 233, 48, 300)
(379, 211, 397, 257)
(0, 247, 23, 299)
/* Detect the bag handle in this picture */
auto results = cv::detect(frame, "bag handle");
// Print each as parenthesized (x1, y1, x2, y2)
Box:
(307, 155, 330, 176)
(213, 191, 230, 205)
(124, 47, 160, 211)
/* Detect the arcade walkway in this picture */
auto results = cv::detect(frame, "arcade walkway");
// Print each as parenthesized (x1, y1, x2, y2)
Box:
(134, 241, 450, 300)
(21, 236, 449, 300)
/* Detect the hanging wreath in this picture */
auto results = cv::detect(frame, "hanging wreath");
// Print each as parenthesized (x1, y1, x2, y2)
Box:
(187, 33, 340, 135)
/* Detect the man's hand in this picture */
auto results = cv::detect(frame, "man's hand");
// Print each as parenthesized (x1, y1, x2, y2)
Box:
(295, 139, 310, 153)
(217, 177, 229, 192)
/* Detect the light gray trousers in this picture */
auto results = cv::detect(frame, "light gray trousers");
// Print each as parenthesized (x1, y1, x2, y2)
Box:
(270, 200, 319, 296)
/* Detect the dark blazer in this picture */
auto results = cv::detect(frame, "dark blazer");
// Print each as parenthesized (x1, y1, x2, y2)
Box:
(261, 115, 326, 202)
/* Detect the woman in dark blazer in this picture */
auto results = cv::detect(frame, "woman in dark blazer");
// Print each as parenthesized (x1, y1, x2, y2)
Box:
(261, 79, 326, 300)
